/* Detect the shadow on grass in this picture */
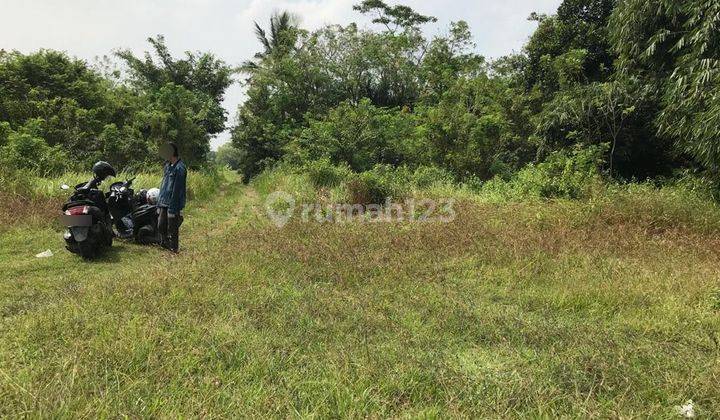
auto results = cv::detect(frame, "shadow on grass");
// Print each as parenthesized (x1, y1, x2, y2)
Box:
(85, 245, 124, 263)
(87, 241, 160, 263)
(101, 240, 165, 262)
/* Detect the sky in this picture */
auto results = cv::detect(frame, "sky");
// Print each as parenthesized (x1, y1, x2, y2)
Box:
(0, 0, 561, 149)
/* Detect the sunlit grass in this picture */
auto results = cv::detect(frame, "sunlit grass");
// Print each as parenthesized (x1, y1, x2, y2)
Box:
(0, 170, 719, 417)
(29, 167, 223, 200)
(0, 167, 226, 233)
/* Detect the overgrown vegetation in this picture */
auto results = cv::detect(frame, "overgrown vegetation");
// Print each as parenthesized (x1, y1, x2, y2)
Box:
(226, 0, 719, 192)
(0, 36, 232, 173)
(2, 0, 718, 195)
(2, 0, 720, 416)
(2, 169, 720, 416)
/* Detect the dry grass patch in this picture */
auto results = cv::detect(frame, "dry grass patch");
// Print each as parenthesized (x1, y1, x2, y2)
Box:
(1, 177, 719, 417)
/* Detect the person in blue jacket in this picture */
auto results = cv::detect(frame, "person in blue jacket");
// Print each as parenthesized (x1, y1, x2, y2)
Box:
(157, 142, 187, 252)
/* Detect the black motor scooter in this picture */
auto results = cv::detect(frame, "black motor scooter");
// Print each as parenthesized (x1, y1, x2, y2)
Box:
(106, 179, 160, 244)
(61, 161, 116, 259)
(107, 177, 137, 239)
(131, 197, 160, 245)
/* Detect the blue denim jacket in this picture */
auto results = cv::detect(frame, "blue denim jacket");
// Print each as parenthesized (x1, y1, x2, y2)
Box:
(158, 159, 187, 214)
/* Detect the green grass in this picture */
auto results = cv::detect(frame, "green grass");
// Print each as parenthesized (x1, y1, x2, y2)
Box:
(0, 168, 223, 232)
(27, 167, 223, 200)
(0, 170, 719, 417)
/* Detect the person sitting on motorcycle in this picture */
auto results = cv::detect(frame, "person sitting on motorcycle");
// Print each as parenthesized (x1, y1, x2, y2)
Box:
(157, 142, 187, 252)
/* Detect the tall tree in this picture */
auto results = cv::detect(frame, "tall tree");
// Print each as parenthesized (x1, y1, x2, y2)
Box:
(116, 35, 232, 106)
(0, 49, 149, 169)
(610, 0, 720, 171)
(116, 36, 234, 166)
(523, 0, 616, 93)
(353, 0, 437, 32)
(241, 11, 299, 72)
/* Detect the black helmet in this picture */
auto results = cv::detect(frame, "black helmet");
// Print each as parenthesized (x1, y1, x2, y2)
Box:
(92, 161, 116, 180)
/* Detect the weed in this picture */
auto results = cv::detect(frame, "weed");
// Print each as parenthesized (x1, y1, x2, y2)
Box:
(1, 169, 719, 417)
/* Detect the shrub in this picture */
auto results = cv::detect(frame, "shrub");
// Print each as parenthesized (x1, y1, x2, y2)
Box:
(294, 99, 421, 172)
(304, 159, 352, 188)
(0, 122, 10, 147)
(482, 144, 607, 200)
(411, 165, 456, 188)
(0, 132, 69, 176)
(346, 165, 409, 205)
(416, 76, 534, 181)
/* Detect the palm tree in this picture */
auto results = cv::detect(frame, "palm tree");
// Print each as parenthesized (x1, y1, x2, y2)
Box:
(241, 11, 298, 73)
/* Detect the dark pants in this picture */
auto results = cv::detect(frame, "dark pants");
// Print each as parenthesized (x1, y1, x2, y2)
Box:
(158, 207, 184, 251)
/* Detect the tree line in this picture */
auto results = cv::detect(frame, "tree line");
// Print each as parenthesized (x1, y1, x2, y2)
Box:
(0, 35, 232, 174)
(2, 0, 719, 186)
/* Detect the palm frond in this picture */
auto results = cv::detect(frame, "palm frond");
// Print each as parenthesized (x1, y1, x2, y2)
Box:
(253, 21, 271, 53)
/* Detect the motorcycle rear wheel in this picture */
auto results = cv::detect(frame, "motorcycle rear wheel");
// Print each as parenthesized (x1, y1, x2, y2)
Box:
(78, 241, 96, 259)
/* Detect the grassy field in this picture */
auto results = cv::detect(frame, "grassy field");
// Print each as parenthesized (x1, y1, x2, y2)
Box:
(1, 169, 719, 417)
(0, 168, 223, 230)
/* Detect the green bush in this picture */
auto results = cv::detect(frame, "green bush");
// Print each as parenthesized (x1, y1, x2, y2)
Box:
(482, 144, 607, 200)
(346, 165, 409, 204)
(411, 165, 456, 188)
(0, 132, 69, 176)
(304, 159, 352, 188)
(293, 99, 421, 172)
(0, 122, 10, 147)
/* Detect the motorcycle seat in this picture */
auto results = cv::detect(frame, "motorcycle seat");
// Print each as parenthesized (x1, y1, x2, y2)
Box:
(132, 204, 157, 219)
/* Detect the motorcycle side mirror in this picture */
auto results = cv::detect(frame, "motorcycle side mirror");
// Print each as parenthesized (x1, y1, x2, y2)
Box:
(61, 184, 70, 190)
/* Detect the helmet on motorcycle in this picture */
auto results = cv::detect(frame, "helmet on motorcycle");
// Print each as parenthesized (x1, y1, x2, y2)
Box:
(146, 187, 160, 205)
(92, 161, 116, 180)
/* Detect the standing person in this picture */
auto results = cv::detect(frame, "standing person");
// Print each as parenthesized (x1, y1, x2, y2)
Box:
(157, 142, 187, 253)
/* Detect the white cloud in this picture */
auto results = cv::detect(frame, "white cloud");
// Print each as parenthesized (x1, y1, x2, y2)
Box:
(236, 0, 358, 31)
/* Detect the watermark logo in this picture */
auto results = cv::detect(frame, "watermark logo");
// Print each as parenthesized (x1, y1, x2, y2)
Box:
(265, 191, 296, 227)
(264, 191, 455, 226)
